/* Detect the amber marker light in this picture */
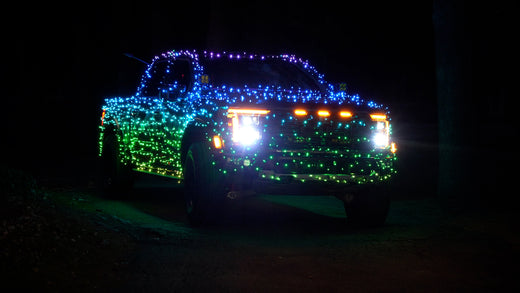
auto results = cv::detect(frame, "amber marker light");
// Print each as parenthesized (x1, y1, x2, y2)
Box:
(391, 142, 397, 153)
(294, 109, 307, 116)
(370, 114, 387, 121)
(339, 111, 353, 118)
(317, 110, 330, 117)
(213, 135, 223, 149)
(100, 109, 106, 126)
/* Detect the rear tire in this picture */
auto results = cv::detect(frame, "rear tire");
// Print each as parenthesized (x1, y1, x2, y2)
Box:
(344, 187, 390, 228)
(183, 142, 224, 226)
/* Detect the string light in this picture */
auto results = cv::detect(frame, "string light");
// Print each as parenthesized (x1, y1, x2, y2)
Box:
(99, 50, 397, 184)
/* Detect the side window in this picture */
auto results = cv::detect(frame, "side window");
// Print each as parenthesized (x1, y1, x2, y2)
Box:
(163, 59, 192, 99)
(141, 61, 168, 97)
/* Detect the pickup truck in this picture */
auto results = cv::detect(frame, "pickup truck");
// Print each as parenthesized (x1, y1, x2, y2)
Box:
(98, 50, 397, 226)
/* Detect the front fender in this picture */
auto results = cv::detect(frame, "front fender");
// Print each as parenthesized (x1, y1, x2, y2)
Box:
(180, 117, 213, 165)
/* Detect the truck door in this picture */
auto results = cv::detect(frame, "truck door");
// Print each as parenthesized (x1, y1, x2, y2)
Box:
(153, 58, 193, 178)
(130, 56, 193, 178)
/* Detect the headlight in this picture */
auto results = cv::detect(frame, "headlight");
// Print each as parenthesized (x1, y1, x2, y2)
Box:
(372, 131, 389, 148)
(370, 114, 390, 149)
(228, 108, 269, 146)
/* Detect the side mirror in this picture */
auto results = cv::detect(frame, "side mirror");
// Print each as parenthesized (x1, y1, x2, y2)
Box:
(330, 82, 348, 93)
(337, 82, 348, 92)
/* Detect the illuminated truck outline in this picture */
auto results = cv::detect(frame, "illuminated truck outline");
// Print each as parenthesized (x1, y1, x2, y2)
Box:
(99, 50, 397, 226)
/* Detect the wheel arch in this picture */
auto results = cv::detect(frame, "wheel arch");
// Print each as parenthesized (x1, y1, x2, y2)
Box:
(98, 112, 133, 168)
(180, 118, 211, 166)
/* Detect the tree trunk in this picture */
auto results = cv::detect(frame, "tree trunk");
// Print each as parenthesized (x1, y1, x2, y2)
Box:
(433, 0, 477, 211)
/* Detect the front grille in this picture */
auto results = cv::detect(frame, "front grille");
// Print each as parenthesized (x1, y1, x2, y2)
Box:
(219, 108, 396, 184)
(261, 110, 372, 151)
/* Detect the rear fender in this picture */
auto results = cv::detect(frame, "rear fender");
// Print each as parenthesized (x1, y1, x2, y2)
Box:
(98, 109, 125, 159)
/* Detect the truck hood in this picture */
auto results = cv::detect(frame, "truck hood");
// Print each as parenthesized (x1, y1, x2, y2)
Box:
(202, 86, 386, 112)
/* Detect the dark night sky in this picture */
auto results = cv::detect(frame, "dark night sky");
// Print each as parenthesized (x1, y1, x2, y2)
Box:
(5, 0, 514, 178)
(11, 1, 434, 98)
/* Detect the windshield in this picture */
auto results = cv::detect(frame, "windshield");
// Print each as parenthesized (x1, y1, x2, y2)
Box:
(201, 58, 322, 91)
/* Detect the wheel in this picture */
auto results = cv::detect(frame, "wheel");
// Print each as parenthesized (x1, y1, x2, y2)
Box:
(98, 132, 134, 198)
(183, 142, 224, 225)
(344, 187, 390, 228)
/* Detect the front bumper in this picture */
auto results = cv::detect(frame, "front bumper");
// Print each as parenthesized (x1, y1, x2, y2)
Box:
(212, 147, 397, 196)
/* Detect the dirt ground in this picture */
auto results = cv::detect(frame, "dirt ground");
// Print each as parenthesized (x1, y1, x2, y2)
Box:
(2, 170, 519, 292)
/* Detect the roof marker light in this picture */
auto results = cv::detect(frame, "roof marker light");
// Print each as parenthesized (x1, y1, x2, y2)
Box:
(318, 110, 330, 117)
(294, 109, 307, 116)
(339, 111, 353, 118)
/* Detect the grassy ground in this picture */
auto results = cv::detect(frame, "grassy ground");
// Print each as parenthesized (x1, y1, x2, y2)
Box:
(2, 165, 519, 292)
(1, 166, 136, 291)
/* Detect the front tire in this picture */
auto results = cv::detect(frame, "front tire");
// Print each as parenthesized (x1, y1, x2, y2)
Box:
(183, 142, 224, 225)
